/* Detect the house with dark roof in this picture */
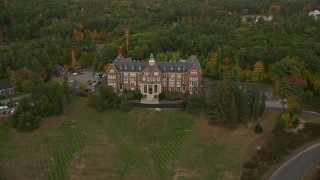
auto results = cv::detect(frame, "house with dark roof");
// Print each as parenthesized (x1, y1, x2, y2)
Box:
(0, 79, 15, 96)
(106, 54, 202, 104)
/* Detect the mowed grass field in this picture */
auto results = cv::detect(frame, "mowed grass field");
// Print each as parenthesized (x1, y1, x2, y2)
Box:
(0, 98, 278, 180)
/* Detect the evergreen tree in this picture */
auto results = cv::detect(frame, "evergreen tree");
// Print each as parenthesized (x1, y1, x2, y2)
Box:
(62, 76, 71, 104)
(233, 86, 249, 122)
(186, 93, 201, 113)
(86, 91, 94, 108)
(16, 111, 40, 132)
(120, 97, 132, 112)
(228, 96, 238, 125)
(248, 87, 260, 121)
(47, 81, 64, 115)
(208, 81, 233, 125)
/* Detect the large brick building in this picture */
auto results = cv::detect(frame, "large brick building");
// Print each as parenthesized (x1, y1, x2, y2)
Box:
(106, 54, 202, 104)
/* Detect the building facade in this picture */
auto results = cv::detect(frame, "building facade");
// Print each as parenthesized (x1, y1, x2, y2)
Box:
(106, 54, 202, 104)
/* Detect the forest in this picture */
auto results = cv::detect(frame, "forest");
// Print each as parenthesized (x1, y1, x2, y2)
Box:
(0, 0, 319, 97)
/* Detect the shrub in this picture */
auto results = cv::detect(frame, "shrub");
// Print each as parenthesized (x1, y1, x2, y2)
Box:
(16, 111, 40, 132)
(120, 98, 132, 112)
(158, 92, 166, 100)
(164, 91, 181, 100)
(180, 100, 187, 110)
(255, 123, 263, 134)
(292, 116, 299, 128)
(134, 91, 143, 99)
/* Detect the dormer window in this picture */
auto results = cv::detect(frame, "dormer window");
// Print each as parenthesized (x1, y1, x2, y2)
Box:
(138, 66, 141, 71)
(131, 65, 134, 70)
(183, 66, 186, 71)
(163, 66, 166, 72)
(124, 65, 127, 70)
(178, 67, 180, 71)
(171, 66, 173, 71)
(119, 65, 122, 70)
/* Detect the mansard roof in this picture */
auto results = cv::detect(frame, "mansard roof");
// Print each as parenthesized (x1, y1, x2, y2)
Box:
(112, 55, 202, 73)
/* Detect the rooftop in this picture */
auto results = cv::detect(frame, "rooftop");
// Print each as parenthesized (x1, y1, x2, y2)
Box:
(112, 54, 202, 73)
(0, 79, 13, 90)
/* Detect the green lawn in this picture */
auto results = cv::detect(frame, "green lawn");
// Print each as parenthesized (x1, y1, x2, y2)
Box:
(0, 98, 272, 179)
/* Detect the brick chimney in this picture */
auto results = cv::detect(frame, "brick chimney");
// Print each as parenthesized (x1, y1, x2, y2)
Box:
(71, 48, 77, 67)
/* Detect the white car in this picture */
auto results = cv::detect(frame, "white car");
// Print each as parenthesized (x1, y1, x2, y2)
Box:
(69, 80, 74, 83)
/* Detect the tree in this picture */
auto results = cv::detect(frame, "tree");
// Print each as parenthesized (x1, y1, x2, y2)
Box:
(247, 87, 260, 121)
(208, 81, 233, 125)
(186, 93, 201, 113)
(120, 97, 132, 112)
(233, 86, 249, 122)
(28, 72, 44, 108)
(47, 81, 64, 115)
(86, 91, 94, 107)
(270, 57, 304, 81)
(254, 123, 263, 134)
(10, 68, 32, 92)
(62, 76, 71, 104)
(39, 95, 52, 117)
(16, 111, 40, 132)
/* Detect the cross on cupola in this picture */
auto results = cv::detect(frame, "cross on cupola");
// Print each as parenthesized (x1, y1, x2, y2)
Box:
(149, 53, 155, 66)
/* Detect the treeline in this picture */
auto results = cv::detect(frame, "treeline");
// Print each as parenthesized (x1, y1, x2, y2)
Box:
(10, 78, 70, 132)
(184, 81, 265, 126)
(0, 0, 319, 98)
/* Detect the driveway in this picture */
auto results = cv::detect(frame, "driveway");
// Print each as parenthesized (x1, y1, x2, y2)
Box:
(269, 143, 320, 180)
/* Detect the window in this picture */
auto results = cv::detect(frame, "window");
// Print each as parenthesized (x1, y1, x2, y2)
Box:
(154, 72, 158, 76)
(110, 69, 114, 73)
(191, 70, 197, 75)
(163, 73, 167, 78)
(170, 74, 175, 78)
(157, 77, 160, 81)
(108, 75, 116, 79)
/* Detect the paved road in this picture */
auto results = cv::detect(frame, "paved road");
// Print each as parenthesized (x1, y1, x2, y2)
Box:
(270, 143, 320, 180)
(131, 102, 181, 108)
